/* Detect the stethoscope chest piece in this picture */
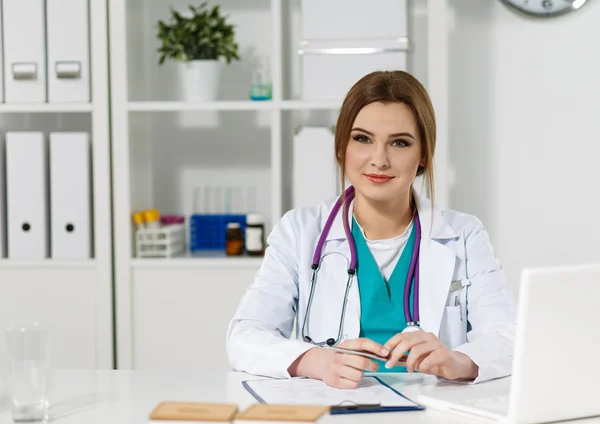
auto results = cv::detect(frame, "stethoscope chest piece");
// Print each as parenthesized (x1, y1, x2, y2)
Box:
(402, 324, 422, 333)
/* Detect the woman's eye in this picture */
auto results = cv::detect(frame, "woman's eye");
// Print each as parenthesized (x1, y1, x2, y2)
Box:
(392, 139, 410, 147)
(353, 135, 370, 143)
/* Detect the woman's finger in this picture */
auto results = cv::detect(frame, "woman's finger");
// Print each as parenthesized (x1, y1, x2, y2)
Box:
(416, 356, 431, 374)
(339, 338, 389, 357)
(405, 341, 439, 372)
(385, 339, 413, 368)
(383, 331, 429, 353)
(333, 376, 361, 390)
(340, 353, 379, 372)
(417, 355, 440, 376)
(332, 359, 364, 382)
(385, 333, 433, 369)
(383, 333, 404, 353)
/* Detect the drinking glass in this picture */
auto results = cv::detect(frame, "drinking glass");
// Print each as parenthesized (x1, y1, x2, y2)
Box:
(6, 323, 51, 422)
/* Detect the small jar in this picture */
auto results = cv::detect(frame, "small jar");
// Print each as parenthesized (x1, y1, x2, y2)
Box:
(132, 211, 145, 231)
(142, 209, 161, 248)
(226, 223, 244, 256)
(245, 213, 265, 256)
(143, 209, 161, 231)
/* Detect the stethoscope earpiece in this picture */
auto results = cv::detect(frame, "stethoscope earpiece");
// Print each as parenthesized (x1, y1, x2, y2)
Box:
(326, 338, 335, 347)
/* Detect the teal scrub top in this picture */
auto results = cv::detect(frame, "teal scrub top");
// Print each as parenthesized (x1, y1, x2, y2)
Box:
(352, 217, 416, 373)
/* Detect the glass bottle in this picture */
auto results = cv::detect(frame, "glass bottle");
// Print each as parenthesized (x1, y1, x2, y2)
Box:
(245, 213, 265, 256)
(226, 223, 244, 256)
(249, 55, 272, 101)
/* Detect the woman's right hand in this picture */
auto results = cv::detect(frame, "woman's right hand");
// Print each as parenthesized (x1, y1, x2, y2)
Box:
(289, 339, 389, 389)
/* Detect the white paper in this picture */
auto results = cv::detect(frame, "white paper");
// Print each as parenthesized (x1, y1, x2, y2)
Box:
(244, 376, 418, 408)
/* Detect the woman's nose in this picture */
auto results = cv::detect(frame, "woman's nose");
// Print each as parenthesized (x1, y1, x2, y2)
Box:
(370, 145, 390, 169)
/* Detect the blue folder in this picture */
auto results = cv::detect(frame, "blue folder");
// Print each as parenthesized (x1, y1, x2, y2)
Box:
(242, 376, 425, 415)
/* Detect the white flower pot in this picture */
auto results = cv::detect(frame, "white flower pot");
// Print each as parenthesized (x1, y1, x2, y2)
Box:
(178, 60, 222, 101)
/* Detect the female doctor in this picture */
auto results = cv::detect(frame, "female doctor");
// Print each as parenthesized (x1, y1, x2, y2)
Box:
(227, 70, 516, 388)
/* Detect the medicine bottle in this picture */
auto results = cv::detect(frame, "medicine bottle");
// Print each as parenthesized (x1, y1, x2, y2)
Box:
(226, 223, 244, 256)
(245, 213, 265, 256)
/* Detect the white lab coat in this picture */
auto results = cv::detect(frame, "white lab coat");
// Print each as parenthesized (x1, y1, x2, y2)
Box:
(227, 191, 517, 384)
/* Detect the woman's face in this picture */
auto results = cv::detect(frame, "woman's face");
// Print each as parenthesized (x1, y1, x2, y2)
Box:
(345, 101, 424, 205)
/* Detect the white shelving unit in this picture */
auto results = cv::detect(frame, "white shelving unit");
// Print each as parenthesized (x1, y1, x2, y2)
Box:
(0, 0, 113, 369)
(109, 0, 449, 370)
(0, 104, 94, 113)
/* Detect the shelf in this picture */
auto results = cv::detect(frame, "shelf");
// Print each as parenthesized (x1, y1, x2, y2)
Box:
(0, 103, 93, 113)
(279, 100, 342, 110)
(127, 100, 342, 112)
(128, 101, 274, 112)
(0, 259, 96, 269)
(131, 250, 263, 269)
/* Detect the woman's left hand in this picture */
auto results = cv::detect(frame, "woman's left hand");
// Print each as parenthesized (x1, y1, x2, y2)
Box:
(383, 331, 479, 381)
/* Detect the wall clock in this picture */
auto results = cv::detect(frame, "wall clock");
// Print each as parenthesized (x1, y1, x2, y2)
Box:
(500, 0, 588, 17)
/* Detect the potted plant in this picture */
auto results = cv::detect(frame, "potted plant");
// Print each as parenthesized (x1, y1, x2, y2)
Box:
(157, 2, 240, 101)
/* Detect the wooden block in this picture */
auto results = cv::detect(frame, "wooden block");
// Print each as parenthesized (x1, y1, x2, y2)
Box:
(149, 401, 238, 422)
(235, 404, 329, 422)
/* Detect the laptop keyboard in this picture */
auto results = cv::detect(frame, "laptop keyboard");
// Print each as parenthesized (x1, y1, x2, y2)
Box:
(465, 395, 510, 414)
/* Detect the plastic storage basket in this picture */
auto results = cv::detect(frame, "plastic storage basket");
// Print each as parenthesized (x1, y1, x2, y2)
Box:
(189, 214, 247, 251)
(136, 223, 186, 258)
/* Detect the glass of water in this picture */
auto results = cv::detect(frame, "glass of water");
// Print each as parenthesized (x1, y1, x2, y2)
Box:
(6, 323, 51, 422)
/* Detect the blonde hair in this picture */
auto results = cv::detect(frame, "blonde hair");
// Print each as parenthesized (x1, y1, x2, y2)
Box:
(334, 70, 436, 208)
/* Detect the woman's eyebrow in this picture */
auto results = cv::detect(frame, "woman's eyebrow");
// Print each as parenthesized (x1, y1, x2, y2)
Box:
(351, 127, 416, 140)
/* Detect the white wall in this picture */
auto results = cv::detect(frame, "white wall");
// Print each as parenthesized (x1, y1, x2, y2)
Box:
(448, 0, 600, 296)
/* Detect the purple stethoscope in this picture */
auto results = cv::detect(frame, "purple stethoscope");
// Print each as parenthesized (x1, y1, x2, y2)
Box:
(301, 186, 423, 347)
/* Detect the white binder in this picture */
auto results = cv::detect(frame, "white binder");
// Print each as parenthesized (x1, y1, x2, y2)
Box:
(0, 137, 6, 257)
(0, 3, 5, 103)
(3, 0, 47, 103)
(293, 127, 339, 209)
(47, 0, 90, 102)
(50, 132, 92, 259)
(6, 132, 49, 259)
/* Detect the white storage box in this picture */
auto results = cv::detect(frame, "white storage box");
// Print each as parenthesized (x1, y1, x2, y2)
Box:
(136, 224, 186, 258)
(299, 0, 409, 101)
(301, 0, 407, 40)
(300, 40, 409, 100)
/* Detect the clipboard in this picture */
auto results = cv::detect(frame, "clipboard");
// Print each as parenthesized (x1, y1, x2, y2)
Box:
(242, 376, 424, 415)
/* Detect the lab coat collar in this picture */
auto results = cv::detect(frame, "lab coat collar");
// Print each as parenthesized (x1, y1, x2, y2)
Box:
(321, 187, 459, 242)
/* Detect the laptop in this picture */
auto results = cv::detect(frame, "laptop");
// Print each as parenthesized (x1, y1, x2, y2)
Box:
(417, 264, 600, 423)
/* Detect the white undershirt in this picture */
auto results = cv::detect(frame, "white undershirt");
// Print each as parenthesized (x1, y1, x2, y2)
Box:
(354, 217, 414, 282)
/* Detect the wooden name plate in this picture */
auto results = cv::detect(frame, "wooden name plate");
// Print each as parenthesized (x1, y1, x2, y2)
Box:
(235, 404, 329, 422)
(149, 402, 238, 422)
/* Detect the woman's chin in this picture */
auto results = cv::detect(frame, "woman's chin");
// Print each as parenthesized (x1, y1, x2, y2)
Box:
(354, 183, 407, 204)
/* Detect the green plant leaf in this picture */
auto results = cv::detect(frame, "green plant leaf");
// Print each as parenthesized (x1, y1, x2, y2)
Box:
(156, 2, 240, 64)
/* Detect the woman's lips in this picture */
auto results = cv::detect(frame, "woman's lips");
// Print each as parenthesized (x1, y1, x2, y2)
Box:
(364, 174, 394, 184)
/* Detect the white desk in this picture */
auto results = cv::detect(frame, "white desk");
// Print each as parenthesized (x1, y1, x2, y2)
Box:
(0, 370, 596, 424)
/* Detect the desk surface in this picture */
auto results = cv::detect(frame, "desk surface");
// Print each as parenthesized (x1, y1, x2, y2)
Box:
(0, 370, 596, 424)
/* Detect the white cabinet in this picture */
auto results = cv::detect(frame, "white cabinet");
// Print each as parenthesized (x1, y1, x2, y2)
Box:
(0, 0, 113, 369)
(0, 267, 102, 368)
(131, 266, 258, 370)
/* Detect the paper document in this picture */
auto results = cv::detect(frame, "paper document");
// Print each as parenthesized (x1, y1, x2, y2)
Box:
(243, 376, 418, 408)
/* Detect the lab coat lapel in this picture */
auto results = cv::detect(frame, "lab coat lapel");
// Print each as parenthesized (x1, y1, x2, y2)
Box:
(416, 194, 458, 337)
